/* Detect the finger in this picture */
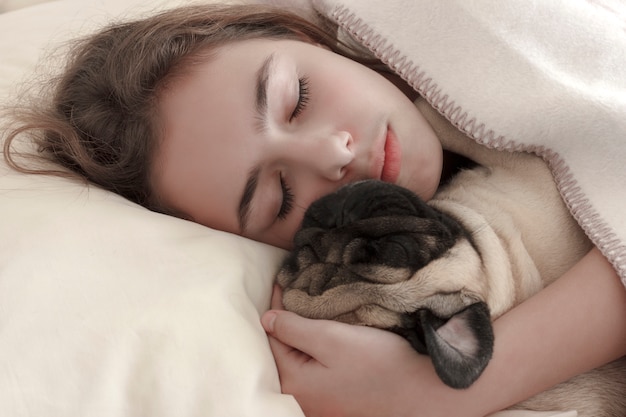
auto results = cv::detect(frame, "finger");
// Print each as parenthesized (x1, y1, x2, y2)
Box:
(265, 325, 318, 381)
(266, 332, 328, 398)
(266, 333, 313, 372)
(261, 310, 344, 361)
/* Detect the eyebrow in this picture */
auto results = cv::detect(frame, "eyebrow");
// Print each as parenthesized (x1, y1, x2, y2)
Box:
(238, 54, 276, 232)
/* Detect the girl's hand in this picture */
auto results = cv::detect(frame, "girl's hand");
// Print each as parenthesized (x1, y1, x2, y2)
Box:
(261, 286, 471, 417)
(261, 249, 626, 417)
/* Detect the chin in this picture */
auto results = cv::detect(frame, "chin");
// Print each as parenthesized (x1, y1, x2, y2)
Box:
(397, 177, 437, 202)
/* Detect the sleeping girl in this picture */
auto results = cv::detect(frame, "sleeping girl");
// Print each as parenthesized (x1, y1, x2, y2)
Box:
(3, 3, 625, 416)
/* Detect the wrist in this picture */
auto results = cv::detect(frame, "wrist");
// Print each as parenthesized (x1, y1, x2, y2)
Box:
(396, 355, 490, 417)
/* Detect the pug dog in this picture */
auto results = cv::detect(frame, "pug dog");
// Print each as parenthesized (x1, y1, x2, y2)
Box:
(276, 106, 626, 416)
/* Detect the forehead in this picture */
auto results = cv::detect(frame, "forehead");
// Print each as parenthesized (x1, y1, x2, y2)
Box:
(153, 40, 278, 233)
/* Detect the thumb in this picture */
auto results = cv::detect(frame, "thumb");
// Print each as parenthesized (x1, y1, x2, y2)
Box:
(262, 310, 337, 360)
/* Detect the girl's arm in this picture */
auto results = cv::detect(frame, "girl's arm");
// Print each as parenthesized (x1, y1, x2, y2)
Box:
(261, 247, 626, 417)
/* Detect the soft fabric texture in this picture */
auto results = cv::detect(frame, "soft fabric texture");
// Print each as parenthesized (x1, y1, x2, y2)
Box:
(0, 1, 299, 416)
(313, 0, 626, 287)
(0, 0, 50, 12)
(1, 0, 621, 416)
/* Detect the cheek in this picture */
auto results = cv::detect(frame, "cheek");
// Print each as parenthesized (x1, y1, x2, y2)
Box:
(263, 225, 299, 250)
(247, 210, 303, 249)
(272, 196, 316, 248)
(317, 60, 368, 102)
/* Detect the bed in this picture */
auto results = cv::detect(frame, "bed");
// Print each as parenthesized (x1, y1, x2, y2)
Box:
(1, 0, 624, 416)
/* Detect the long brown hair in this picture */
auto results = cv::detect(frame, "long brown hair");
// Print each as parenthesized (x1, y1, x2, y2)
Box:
(2, 3, 373, 213)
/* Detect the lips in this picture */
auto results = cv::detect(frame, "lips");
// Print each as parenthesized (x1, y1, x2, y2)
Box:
(381, 127, 401, 183)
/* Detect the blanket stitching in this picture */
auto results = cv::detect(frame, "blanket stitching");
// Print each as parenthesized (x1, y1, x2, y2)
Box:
(327, 4, 626, 283)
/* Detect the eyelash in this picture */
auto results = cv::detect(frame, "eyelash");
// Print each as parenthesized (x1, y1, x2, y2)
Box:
(276, 76, 307, 220)
(278, 173, 294, 220)
(290, 76, 310, 121)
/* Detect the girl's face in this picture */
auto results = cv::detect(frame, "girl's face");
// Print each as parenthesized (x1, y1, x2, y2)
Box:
(154, 38, 443, 249)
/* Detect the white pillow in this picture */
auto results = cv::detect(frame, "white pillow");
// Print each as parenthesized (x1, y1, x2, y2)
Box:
(0, 0, 54, 13)
(0, 1, 302, 416)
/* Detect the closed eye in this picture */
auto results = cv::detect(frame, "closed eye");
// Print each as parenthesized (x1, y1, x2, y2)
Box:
(278, 173, 294, 220)
(289, 76, 310, 121)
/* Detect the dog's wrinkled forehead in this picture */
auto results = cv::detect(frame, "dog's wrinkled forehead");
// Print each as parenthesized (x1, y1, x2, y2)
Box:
(302, 180, 429, 230)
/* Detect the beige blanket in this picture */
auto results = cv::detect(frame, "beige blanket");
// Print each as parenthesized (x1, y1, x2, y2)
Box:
(312, 0, 626, 288)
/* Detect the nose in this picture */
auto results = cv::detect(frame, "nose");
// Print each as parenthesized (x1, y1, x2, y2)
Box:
(285, 129, 354, 181)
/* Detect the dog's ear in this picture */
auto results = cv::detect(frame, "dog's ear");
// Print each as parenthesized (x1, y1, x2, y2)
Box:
(419, 302, 494, 389)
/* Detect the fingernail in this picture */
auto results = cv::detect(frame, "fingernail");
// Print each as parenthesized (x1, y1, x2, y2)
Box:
(262, 311, 277, 332)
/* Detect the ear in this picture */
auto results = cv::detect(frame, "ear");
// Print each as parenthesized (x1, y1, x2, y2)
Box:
(419, 302, 494, 389)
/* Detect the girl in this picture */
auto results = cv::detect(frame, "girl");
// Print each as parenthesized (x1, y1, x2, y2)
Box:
(3, 3, 625, 416)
